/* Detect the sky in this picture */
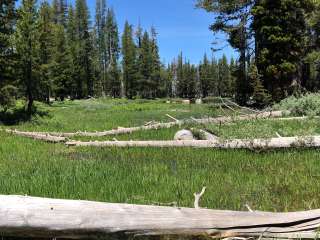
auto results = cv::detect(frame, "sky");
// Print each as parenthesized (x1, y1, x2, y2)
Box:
(93, 0, 236, 64)
(18, 0, 236, 64)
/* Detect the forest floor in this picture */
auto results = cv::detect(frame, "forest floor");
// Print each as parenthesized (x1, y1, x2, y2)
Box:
(1, 98, 320, 212)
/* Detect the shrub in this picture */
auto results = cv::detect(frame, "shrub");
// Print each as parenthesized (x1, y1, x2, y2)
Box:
(0, 85, 17, 112)
(274, 93, 320, 116)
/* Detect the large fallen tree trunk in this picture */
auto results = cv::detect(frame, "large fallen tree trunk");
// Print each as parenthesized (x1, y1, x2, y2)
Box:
(5, 111, 290, 138)
(66, 135, 320, 150)
(1, 195, 320, 239)
(5, 129, 67, 143)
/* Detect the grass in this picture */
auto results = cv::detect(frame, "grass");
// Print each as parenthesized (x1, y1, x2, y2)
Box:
(1, 99, 320, 212)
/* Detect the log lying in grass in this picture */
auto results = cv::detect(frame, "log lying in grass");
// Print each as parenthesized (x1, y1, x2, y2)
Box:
(66, 136, 320, 150)
(5, 110, 290, 138)
(1, 195, 320, 239)
(5, 129, 67, 143)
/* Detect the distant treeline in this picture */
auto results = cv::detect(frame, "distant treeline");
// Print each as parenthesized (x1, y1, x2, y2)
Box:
(1, 0, 320, 113)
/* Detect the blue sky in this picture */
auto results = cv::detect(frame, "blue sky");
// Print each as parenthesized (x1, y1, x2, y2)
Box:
(94, 0, 236, 64)
(20, 0, 236, 64)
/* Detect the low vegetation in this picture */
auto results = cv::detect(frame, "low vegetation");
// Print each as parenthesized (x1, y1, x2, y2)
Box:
(1, 99, 320, 212)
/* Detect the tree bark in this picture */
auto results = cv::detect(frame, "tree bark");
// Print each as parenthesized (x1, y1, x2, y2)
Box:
(66, 136, 320, 150)
(1, 195, 320, 239)
(5, 129, 67, 143)
(7, 111, 290, 138)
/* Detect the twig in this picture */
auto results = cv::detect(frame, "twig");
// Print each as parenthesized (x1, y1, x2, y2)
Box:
(245, 204, 254, 212)
(166, 114, 179, 122)
(194, 187, 206, 209)
(144, 121, 154, 126)
(275, 132, 282, 138)
(225, 99, 261, 114)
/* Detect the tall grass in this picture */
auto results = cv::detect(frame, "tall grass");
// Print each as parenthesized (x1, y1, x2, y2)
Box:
(1, 99, 320, 212)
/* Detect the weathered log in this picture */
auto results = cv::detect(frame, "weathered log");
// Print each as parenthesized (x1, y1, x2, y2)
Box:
(1, 195, 320, 239)
(5, 129, 67, 143)
(4, 111, 290, 138)
(65, 136, 320, 149)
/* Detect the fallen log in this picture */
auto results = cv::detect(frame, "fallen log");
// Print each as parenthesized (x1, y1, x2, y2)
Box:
(4, 111, 290, 138)
(5, 129, 67, 143)
(65, 136, 320, 150)
(1, 195, 320, 239)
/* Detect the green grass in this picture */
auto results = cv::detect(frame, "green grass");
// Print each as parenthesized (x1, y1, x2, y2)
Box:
(1, 99, 320, 212)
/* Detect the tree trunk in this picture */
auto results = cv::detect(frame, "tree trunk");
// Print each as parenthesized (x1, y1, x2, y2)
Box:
(66, 135, 320, 150)
(6, 111, 289, 138)
(5, 129, 67, 143)
(1, 195, 320, 239)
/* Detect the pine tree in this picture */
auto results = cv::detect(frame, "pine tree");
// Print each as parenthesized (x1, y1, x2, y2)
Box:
(38, 1, 54, 103)
(138, 31, 153, 98)
(105, 8, 120, 97)
(150, 26, 161, 98)
(176, 52, 185, 98)
(51, 24, 72, 101)
(196, 0, 254, 104)
(199, 54, 211, 98)
(218, 54, 230, 97)
(0, 0, 17, 110)
(229, 57, 237, 97)
(15, 0, 40, 114)
(209, 58, 219, 96)
(66, 5, 78, 99)
(94, 0, 106, 96)
(51, 0, 67, 27)
(75, 0, 94, 98)
(122, 21, 138, 98)
(249, 62, 271, 107)
(252, 0, 315, 101)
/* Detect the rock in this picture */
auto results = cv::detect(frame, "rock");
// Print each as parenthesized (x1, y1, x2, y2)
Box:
(174, 130, 194, 141)
(182, 99, 190, 104)
(195, 99, 203, 104)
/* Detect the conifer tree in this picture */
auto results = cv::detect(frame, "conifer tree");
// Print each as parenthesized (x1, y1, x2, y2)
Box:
(209, 58, 219, 96)
(150, 27, 161, 98)
(122, 21, 138, 98)
(249, 62, 271, 107)
(229, 57, 237, 97)
(252, 0, 315, 101)
(0, 0, 17, 110)
(105, 8, 121, 97)
(50, 24, 72, 101)
(94, 0, 106, 96)
(196, 0, 254, 104)
(199, 54, 211, 98)
(66, 5, 78, 98)
(75, 0, 94, 97)
(138, 31, 153, 98)
(15, 0, 40, 114)
(218, 54, 230, 97)
(38, 1, 54, 103)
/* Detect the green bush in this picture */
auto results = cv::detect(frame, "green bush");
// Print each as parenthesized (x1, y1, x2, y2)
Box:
(274, 93, 320, 116)
(0, 85, 17, 112)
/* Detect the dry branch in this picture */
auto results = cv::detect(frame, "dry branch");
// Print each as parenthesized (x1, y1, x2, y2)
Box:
(4, 111, 290, 139)
(194, 187, 206, 209)
(1, 195, 320, 239)
(5, 129, 67, 143)
(66, 135, 320, 150)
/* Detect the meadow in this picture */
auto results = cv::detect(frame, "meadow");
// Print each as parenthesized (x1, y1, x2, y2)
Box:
(1, 98, 320, 212)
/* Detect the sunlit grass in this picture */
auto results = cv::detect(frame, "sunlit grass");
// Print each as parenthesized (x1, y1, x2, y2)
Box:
(1, 99, 320, 212)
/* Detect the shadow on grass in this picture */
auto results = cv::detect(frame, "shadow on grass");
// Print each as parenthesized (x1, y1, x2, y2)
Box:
(0, 106, 49, 126)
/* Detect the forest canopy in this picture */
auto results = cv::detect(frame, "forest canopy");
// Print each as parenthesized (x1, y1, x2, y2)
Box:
(1, 0, 320, 114)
